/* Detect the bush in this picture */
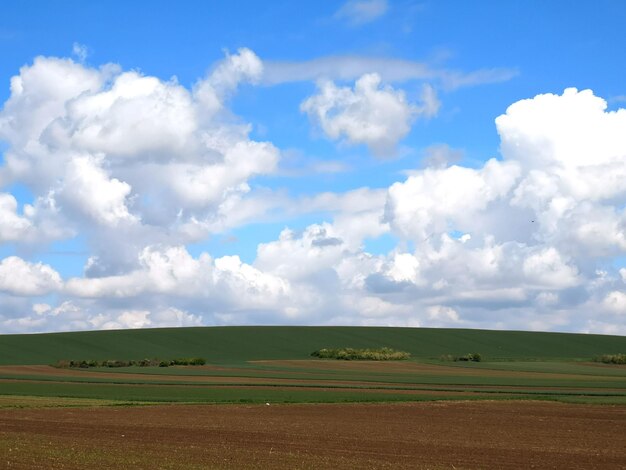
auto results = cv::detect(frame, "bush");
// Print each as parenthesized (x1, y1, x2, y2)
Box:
(440, 353, 483, 362)
(311, 347, 410, 361)
(468, 352, 482, 362)
(103, 359, 130, 368)
(594, 354, 626, 364)
(132, 358, 160, 367)
(54, 357, 206, 368)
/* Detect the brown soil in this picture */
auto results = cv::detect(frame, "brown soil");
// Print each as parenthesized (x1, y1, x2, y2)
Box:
(255, 359, 626, 381)
(1, 401, 625, 469)
(2, 365, 625, 397)
(2, 362, 616, 383)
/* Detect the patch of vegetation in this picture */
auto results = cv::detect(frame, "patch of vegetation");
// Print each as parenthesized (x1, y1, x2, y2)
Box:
(439, 353, 483, 362)
(53, 357, 206, 369)
(3, 326, 626, 365)
(593, 354, 626, 364)
(311, 347, 410, 361)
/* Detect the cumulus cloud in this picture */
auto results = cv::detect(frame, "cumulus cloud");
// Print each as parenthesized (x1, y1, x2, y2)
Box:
(301, 73, 437, 156)
(0, 257, 62, 296)
(54, 155, 136, 226)
(67, 245, 291, 313)
(603, 291, 626, 314)
(1, 49, 625, 336)
(0, 193, 32, 241)
(384, 158, 521, 241)
(0, 49, 278, 261)
(501, 88, 626, 257)
(367, 88, 625, 330)
(427, 305, 460, 324)
(522, 247, 580, 289)
(0, 300, 203, 333)
(89, 307, 202, 330)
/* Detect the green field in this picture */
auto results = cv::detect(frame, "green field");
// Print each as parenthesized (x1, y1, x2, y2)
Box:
(1, 326, 626, 406)
(2, 326, 626, 365)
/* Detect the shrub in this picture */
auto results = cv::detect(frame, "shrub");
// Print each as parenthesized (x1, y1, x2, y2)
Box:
(458, 353, 482, 362)
(468, 352, 482, 362)
(103, 359, 130, 368)
(311, 347, 410, 361)
(441, 353, 483, 362)
(133, 358, 160, 367)
(54, 357, 206, 368)
(594, 354, 626, 364)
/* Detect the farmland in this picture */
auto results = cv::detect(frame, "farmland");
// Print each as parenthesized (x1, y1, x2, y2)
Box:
(1, 326, 625, 405)
(3, 325, 626, 365)
(1, 326, 626, 468)
(3, 401, 626, 469)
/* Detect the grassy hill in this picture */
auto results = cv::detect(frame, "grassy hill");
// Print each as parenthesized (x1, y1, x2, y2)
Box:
(1, 326, 626, 365)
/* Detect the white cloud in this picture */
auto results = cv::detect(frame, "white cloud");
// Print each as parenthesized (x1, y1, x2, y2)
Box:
(603, 291, 626, 314)
(86, 308, 201, 330)
(0, 257, 62, 296)
(0, 50, 278, 261)
(385, 252, 422, 284)
(440, 67, 519, 91)
(150, 307, 203, 327)
(426, 305, 460, 323)
(1, 49, 625, 336)
(205, 47, 263, 96)
(419, 144, 464, 169)
(194, 48, 263, 113)
(522, 247, 580, 289)
(0, 301, 203, 333)
(384, 158, 521, 241)
(498, 88, 626, 175)
(417, 83, 440, 117)
(256, 224, 349, 282)
(0, 193, 32, 241)
(301, 73, 435, 156)
(33, 303, 51, 315)
(67, 245, 291, 313)
(0, 192, 71, 245)
(54, 155, 136, 226)
(108, 310, 152, 329)
(334, 0, 388, 26)
(263, 56, 517, 89)
(72, 42, 88, 62)
(501, 88, 626, 256)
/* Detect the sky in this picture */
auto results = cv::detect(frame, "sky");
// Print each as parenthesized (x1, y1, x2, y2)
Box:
(0, 0, 625, 334)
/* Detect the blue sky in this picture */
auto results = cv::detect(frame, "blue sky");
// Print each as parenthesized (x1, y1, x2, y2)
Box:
(0, 0, 625, 333)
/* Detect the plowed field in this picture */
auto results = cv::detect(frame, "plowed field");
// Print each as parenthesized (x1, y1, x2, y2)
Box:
(1, 401, 625, 469)
(2, 360, 626, 405)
